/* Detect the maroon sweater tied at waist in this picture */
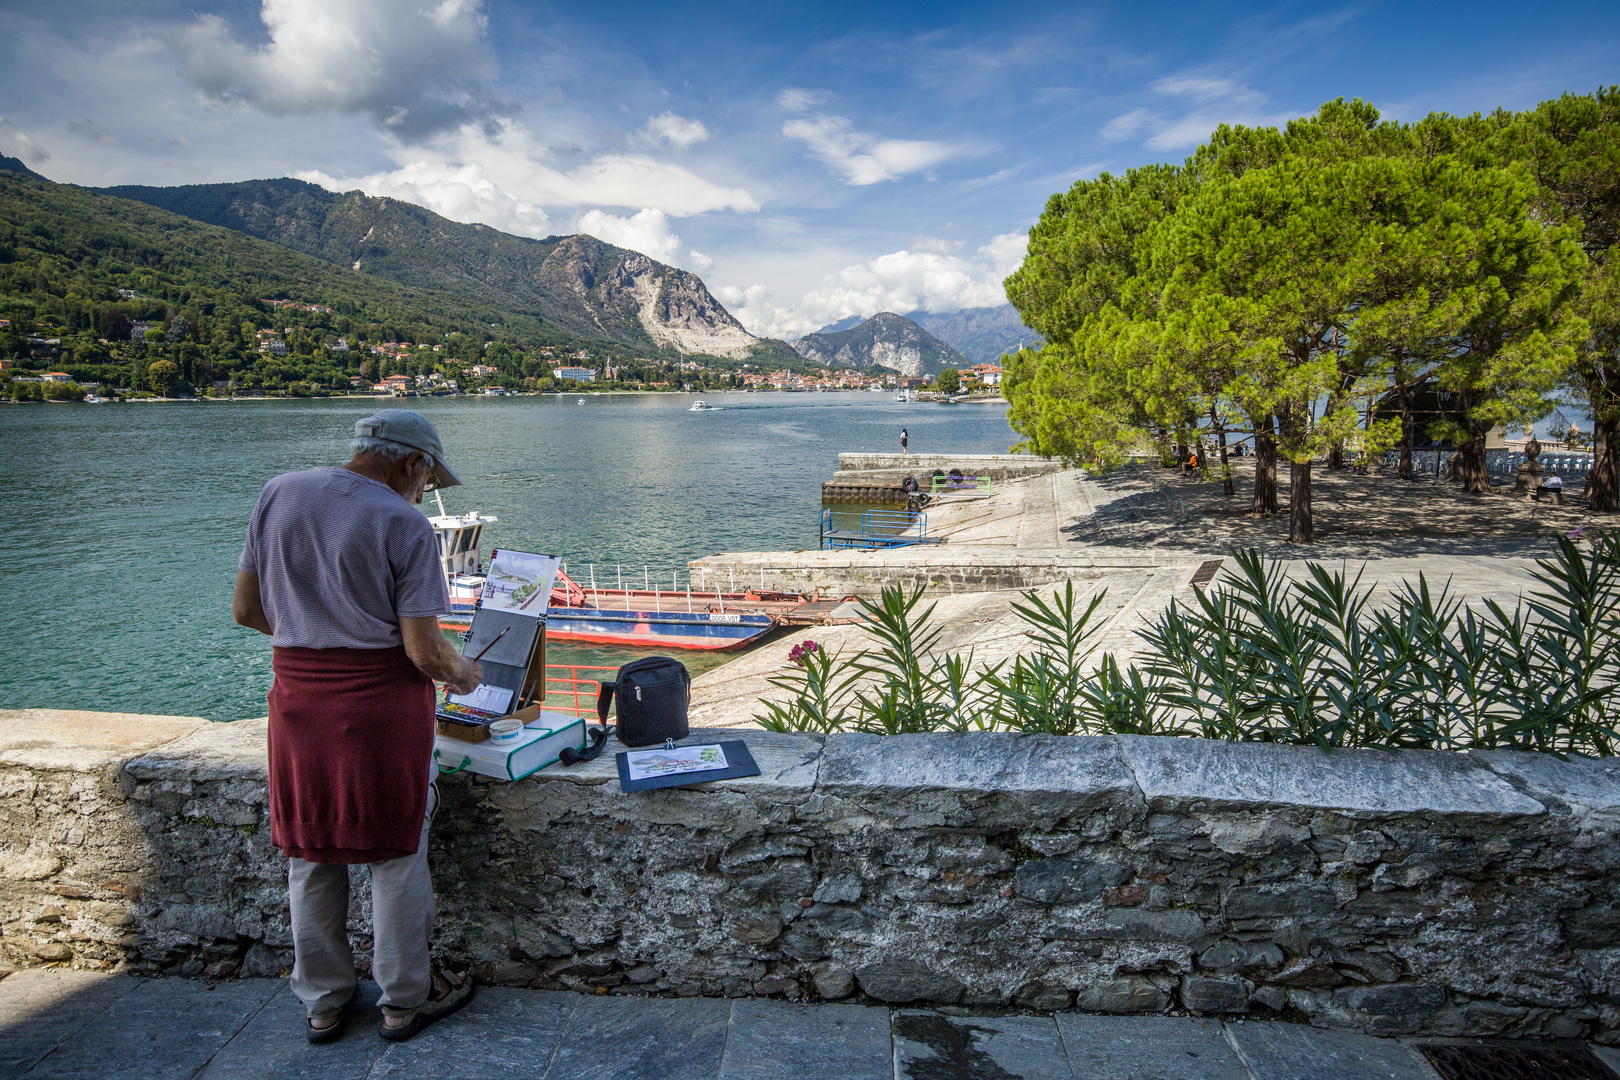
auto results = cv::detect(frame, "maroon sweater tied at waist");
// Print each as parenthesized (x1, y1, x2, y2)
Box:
(268, 645, 434, 864)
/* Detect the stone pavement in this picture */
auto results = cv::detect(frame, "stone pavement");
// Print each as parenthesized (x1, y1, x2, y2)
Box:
(5, 969, 1620, 1080)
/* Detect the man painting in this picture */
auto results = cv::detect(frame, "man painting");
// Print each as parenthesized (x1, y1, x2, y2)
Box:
(233, 410, 482, 1044)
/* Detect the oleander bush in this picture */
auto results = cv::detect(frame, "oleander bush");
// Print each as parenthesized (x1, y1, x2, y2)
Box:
(755, 536, 1620, 754)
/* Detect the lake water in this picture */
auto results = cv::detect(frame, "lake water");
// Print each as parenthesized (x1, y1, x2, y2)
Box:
(0, 392, 1015, 721)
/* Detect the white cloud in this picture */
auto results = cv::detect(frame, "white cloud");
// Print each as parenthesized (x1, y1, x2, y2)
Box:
(576, 208, 683, 266)
(1099, 108, 1152, 142)
(1150, 76, 1263, 104)
(299, 116, 759, 238)
(639, 112, 709, 150)
(67, 118, 116, 144)
(687, 250, 714, 273)
(0, 116, 50, 164)
(782, 113, 958, 186)
(714, 284, 775, 331)
(1099, 75, 1291, 151)
(173, 0, 513, 141)
(297, 160, 550, 237)
(721, 232, 1028, 338)
(775, 88, 834, 114)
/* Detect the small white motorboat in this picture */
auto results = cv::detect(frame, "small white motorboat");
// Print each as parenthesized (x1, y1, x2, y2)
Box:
(577, 398, 585, 405)
(689, 400, 717, 411)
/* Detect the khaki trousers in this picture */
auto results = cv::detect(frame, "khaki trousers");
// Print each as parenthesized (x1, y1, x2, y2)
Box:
(287, 773, 438, 1017)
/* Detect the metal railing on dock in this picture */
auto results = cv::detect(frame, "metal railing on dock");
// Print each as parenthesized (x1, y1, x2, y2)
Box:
(819, 507, 942, 550)
(930, 472, 993, 495)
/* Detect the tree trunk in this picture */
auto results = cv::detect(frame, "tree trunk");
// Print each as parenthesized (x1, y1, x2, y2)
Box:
(1253, 414, 1279, 514)
(1324, 388, 1346, 470)
(1459, 420, 1492, 494)
(1289, 458, 1314, 542)
(1590, 413, 1619, 512)
(1397, 383, 1415, 480)
(1212, 407, 1233, 497)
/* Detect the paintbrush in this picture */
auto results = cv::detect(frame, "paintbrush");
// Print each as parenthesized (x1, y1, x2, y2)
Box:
(469, 626, 510, 662)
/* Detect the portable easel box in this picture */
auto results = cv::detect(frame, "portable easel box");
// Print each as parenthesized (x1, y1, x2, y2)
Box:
(432, 552, 586, 781)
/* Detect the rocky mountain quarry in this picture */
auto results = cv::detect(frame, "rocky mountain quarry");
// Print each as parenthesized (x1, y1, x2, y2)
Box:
(97, 178, 759, 358)
(790, 312, 969, 377)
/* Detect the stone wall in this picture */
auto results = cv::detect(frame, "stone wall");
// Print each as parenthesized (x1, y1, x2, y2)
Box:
(688, 549, 1183, 597)
(836, 454, 1065, 482)
(5, 709, 1620, 1041)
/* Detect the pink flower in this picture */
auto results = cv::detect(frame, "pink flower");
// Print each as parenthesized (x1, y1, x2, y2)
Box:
(788, 639, 820, 666)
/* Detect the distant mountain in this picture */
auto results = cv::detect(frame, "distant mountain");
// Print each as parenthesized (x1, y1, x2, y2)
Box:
(96, 178, 760, 358)
(808, 314, 864, 336)
(0, 155, 47, 181)
(790, 312, 968, 377)
(904, 305, 1041, 364)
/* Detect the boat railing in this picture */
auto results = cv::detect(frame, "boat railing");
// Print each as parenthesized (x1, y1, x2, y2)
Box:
(552, 563, 802, 611)
(543, 664, 619, 719)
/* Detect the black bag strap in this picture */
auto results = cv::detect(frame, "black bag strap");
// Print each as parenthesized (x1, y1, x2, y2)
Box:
(596, 680, 617, 725)
(559, 723, 613, 766)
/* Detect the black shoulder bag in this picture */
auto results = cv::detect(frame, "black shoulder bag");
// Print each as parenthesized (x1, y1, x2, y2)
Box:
(559, 655, 691, 764)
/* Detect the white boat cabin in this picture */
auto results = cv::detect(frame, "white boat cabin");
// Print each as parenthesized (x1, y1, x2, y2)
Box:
(426, 491, 496, 611)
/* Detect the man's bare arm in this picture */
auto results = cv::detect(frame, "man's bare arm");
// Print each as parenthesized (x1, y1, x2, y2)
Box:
(232, 572, 273, 635)
(401, 617, 482, 696)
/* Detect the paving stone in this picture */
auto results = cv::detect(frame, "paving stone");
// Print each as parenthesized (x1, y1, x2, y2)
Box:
(24, 976, 280, 1080)
(370, 986, 575, 1079)
(1227, 1021, 1440, 1080)
(1590, 1044, 1620, 1075)
(194, 982, 386, 1080)
(718, 999, 891, 1080)
(893, 1010, 1071, 1080)
(542, 994, 731, 1080)
(1057, 1014, 1249, 1080)
(0, 969, 141, 1079)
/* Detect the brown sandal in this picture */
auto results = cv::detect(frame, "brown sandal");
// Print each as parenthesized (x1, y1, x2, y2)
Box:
(379, 969, 475, 1043)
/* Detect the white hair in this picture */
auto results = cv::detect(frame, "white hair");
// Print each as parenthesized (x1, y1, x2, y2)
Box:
(350, 436, 417, 463)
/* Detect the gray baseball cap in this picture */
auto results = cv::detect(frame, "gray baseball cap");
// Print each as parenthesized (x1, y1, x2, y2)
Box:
(353, 410, 462, 489)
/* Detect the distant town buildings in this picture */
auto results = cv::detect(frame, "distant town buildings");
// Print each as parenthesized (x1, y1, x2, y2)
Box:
(969, 363, 1003, 387)
(553, 366, 595, 383)
(261, 298, 335, 315)
(468, 364, 498, 378)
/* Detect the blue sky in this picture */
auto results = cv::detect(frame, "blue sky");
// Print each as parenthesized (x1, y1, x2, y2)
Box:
(1, 0, 1616, 338)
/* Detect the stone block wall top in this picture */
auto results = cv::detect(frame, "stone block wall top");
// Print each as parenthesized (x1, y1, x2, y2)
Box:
(1474, 749, 1620, 818)
(1116, 734, 1547, 818)
(820, 732, 1138, 803)
(125, 718, 270, 783)
(0, 708, 207, 771)
(525, 728, 825, 796)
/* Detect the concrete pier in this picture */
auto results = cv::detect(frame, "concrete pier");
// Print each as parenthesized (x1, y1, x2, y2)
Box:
(687, 458, 1566, 730)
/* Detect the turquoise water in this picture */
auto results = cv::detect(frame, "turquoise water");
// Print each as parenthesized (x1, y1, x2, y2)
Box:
(0, 392, 1015, 720)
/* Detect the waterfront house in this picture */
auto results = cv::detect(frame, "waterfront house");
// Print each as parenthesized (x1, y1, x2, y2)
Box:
(553, 366, 594, 383)
(40, 372, 72, 382)
(970, 364, 1003, 387)
(469, 364, 498, 379)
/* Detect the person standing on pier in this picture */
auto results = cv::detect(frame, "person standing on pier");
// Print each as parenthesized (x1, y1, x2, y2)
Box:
(900, 427, 909, 455)
(232, 409, 481, 1045)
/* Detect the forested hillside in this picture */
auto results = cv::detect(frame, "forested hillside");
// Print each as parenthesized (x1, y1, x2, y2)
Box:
(98, 178, 761, 357)
(0, 171, 798, 396)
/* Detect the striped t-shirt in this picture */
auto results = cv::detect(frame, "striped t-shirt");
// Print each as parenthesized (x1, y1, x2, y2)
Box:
(239, 467, 450, 649)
